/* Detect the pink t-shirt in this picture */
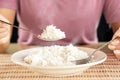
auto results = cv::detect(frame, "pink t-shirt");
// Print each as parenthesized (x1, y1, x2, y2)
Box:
(0, 0, 120, 45)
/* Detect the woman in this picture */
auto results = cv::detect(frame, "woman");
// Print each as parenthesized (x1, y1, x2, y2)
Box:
(0, 0, 120, 58)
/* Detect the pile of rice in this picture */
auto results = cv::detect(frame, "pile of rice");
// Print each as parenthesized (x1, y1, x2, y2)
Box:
(39, 25, 66, 41)
(24, 44, 88, 66)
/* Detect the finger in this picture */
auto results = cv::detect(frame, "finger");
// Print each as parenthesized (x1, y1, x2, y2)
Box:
(110, 38, 120, 45)
(108, 43, 120, 50)
(114, 50, 120, 59)
(108, 44, 116, 50)
(108, 37, 120, 50)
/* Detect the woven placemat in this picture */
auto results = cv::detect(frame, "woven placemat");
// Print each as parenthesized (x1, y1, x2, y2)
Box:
(0, 53, 120, 80)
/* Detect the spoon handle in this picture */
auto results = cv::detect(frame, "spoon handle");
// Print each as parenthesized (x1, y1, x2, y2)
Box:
(0, 19, 37, 37)
(90, 37, 119, 57)
(90, 42, 109, 56)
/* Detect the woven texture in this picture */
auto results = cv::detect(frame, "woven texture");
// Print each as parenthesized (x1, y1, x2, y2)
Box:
(0, 53, 120, 80)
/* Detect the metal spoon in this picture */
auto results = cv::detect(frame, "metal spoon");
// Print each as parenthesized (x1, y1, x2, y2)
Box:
(0, 20, 63, 41)
(71, 37, 118, 65)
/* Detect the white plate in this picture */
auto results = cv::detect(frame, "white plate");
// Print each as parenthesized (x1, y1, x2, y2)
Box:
(11, 47, 107, 76)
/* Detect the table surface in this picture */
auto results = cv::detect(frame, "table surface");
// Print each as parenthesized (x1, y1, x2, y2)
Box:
(0, 43, 120, 80)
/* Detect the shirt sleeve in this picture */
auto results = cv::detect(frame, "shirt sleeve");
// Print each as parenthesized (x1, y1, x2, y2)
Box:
(0, 0, 18, 10)
(103, 0, 120, 24)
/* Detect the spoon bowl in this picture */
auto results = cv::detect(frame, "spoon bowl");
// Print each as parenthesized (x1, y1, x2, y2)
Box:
(71, 41, 110, 65)
(0, 20, 65, 41)
(71, 35, 120, 65)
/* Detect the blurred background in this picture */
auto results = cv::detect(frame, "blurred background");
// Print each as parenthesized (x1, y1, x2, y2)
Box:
(11, 14, 113, 43)
(97, 14, 113, 42)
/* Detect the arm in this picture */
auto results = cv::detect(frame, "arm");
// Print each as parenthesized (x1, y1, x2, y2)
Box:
(103, 0, 120, 59)
(0, 8, 16, 52)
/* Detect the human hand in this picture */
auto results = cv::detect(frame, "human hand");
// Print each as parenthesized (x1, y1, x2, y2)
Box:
(0, 22, 9, 39)
(0, 15, 11, 52)
(108, 28, 120, 59)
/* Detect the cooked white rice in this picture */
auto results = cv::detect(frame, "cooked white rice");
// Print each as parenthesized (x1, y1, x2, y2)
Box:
(39, 24, 66, 41)
(24, 44, 88, 66)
